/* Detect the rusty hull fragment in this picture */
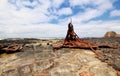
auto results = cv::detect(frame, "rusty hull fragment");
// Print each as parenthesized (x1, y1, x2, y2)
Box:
(53, 22, 98, 50)
(0, 44, 23, 53)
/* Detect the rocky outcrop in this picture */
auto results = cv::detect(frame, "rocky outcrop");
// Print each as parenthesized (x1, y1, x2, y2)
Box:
(0, 40, 117, 76)
(1, 38, 120, 76)
(104, 31, 120, 38)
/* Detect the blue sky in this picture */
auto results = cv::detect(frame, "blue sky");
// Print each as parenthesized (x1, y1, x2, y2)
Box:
(0, 0, 120, 38)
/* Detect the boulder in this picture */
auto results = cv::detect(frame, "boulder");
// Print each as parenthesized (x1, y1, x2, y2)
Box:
(104, 31, 120, 38)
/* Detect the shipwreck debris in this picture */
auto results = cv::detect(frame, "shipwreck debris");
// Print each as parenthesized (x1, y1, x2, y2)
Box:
(98, 43, 118, 48)
(0, 44, 23, 53)
(52, 22, 118, 57)
(53, 22, 98, 50)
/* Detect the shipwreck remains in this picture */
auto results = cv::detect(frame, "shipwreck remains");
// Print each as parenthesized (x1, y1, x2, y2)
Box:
(53, 22, 118, 51)
(0, 44, 23, 53)
(53, 22, 98, 50)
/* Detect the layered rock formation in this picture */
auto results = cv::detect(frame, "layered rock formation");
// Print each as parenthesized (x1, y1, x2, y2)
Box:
(104, 31, 120, 38)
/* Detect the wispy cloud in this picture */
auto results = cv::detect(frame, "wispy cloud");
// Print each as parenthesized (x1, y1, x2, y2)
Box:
(110, 10, 120, 17)
(58, 7, 72, 16)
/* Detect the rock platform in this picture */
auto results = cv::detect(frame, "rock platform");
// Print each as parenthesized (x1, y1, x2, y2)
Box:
(0, 39, 117, 76)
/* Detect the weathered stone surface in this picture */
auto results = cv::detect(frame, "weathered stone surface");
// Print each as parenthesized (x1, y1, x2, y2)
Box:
(34, 51, 55, 60)
(50, 63, 80, 76)
(2, 69, 19, 76)
(18, 65, 32, 76)
(22, 45, 34, 52)
(51, 49, 117, 76)
(89, 64, 117, 76)
(0, 39, 118, 76)
(104, 31, 120, 38)
(79, 71, 93, 76)
(31, 60, 53, 73)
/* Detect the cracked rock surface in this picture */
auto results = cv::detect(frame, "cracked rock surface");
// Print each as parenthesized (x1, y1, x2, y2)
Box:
(0, 39, 118, 76)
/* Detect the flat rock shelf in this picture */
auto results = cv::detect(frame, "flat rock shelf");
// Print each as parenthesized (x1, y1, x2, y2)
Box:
(0, 38, 119, 76)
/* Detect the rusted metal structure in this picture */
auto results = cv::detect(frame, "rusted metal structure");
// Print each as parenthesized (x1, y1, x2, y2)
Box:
(53, 22, 98, 50)
(0, 44, 23, 53)
(98, 43, 118, 48)
(53, 22, 118, 51)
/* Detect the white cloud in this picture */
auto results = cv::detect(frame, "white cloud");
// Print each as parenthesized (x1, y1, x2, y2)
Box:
(68, 0, 114, 23)
(71, 8, 103, 23)
(69, 0, 90, 7)
(0, 0, 51, 25)
(69, 0, 113, 9)
(0, 19, 120, 38)
(58, 7, 72, 16)
(110, 10, 120, 17)
(0, 23, 67, 38)
(0, 0, 119, 38)
(51, 0, 64, 8)
(73, 20, 120, 37)
(0, 0, 67, 25)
